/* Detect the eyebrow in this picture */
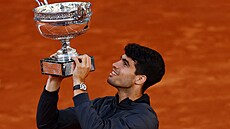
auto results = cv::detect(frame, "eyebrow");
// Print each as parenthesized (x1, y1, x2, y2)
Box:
(121, 56, 130, 67)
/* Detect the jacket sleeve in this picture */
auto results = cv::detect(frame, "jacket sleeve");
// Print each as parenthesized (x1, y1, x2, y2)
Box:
(36, 88, 80, 129)
(73, 93, 158, 129)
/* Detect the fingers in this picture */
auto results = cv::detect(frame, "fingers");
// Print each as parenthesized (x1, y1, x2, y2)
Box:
(71, 54, 91, 83)
(50, 53, 56, 58)
(86, 55, 91, 68)
(72, 55, 80, 64)
(72, 54, 91, 69)
(80, 55, 88, 66)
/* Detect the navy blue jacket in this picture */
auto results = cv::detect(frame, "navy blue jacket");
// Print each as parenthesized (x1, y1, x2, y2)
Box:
(36, 88, 159, 129)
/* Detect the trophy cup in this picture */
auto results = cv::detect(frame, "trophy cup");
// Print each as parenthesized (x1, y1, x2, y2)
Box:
(33, 1, 95, 76)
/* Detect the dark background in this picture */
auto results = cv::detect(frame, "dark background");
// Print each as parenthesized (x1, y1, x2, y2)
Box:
(0, 0, 230, 128)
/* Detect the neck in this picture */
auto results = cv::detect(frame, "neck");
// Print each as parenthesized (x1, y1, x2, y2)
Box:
(117, 87, 142, 103)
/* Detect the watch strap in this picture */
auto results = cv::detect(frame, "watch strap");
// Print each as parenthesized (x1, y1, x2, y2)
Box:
(73, 85, 80, 90)
(73, 83, 87, 91)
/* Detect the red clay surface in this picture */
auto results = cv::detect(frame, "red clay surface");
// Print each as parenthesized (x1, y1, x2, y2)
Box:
(0, 0, 230, 128)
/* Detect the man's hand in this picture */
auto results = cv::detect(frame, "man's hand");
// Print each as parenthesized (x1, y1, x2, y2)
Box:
(45, 75, 65, 92)
(72, 54, 92, 85)
(44, 54, 66, 92)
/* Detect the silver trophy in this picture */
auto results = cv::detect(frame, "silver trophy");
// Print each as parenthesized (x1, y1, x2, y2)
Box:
(33, 1, 95, 76)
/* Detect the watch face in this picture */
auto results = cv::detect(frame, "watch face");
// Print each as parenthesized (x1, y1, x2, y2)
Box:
(80, 83, 87, 90)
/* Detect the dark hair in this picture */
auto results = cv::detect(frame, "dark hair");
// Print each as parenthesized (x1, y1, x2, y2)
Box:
(125, 43, 165, 93)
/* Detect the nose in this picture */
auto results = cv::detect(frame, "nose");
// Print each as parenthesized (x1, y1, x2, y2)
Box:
(112, 60, 121, 68)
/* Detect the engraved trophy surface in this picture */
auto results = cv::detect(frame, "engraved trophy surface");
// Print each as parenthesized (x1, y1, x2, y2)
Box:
(33, 1, 94, 76)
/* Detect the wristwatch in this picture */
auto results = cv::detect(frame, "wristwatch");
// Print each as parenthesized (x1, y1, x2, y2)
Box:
(73, 83, 87, 91)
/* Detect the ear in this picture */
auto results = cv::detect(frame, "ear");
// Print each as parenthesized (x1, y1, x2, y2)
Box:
(135, 75, 147, 85)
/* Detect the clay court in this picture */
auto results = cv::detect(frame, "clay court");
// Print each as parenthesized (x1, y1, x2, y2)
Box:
(0, 0, 230, 128)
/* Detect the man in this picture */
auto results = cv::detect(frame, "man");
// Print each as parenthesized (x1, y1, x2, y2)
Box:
(36, 43, 165, 129)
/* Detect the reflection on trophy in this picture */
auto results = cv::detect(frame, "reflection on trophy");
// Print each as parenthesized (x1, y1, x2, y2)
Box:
(33, 1, 95, 76)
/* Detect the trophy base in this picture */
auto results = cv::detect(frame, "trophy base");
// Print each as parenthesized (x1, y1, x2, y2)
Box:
(40, 57, 95, 77)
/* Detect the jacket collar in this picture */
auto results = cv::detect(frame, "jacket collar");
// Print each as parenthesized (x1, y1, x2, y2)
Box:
(113, 94, 150, 108)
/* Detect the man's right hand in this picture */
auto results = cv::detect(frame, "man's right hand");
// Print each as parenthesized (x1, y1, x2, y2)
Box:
(45, 75, 65, 92)
(44, 54, 66, 92)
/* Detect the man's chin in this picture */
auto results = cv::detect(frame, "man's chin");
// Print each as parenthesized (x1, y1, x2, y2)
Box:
(107, 78, 116, 87)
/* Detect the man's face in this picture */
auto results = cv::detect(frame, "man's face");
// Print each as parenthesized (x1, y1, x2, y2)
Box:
(107, 54, 137, 88)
